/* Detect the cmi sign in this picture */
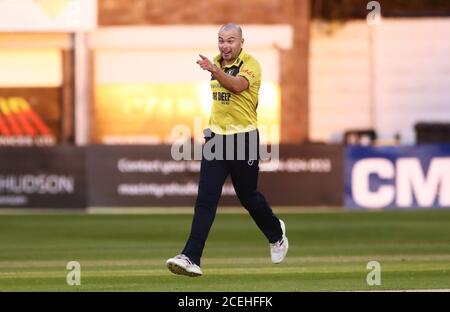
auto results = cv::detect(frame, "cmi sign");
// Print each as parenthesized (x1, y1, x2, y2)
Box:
(346, 145, 450, 210)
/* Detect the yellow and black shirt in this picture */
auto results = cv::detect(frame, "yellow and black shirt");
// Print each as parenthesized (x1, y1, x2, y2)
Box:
(209, 49, 261, 135)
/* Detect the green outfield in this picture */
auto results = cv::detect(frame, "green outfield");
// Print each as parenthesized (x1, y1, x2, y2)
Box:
(0, 209, 450, 291)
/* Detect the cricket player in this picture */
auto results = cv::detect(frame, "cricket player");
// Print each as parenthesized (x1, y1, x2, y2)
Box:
(166, 23, 288, 277)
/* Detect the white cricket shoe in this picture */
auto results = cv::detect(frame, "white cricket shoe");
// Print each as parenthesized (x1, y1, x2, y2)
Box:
(166, 254, 203, 277)
(270, 219, 289, 264)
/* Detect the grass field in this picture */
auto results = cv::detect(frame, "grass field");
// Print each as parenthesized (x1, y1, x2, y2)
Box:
(1, 209, 450, 291)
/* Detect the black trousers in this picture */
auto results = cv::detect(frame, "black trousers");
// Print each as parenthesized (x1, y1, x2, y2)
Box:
(182, 129, 283, 266)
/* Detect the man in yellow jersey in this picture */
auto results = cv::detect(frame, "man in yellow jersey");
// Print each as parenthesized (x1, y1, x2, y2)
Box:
(166, 23, 288, 277)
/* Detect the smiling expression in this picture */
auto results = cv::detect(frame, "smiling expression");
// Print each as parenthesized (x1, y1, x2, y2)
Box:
(218, 28, 244, 65)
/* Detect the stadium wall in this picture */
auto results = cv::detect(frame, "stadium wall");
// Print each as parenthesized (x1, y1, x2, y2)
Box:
(97, 0, 310, 143)
(0, 144, 344, 209)
(310, 18, 450, 145)
(87, 144, 343, 207)
(1, 144, 449, 210)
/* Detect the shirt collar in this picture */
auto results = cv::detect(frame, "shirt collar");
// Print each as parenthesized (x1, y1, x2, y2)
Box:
(214, 49, 244, 68)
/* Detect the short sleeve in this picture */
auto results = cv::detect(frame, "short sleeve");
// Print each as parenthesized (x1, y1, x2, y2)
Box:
(238, 58, 261, 86)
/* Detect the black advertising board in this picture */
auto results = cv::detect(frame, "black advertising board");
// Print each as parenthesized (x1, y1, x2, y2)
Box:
(0, 146, 86, 208)
(87, 145, 199, 207)
(259, 144, 344, 206)
(87, 144, 344, 208)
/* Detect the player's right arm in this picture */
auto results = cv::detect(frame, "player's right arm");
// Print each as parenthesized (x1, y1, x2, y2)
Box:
(196, 54, 249, 94)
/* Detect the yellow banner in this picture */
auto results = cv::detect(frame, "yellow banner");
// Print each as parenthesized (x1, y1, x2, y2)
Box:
(94, 82, 280, 144)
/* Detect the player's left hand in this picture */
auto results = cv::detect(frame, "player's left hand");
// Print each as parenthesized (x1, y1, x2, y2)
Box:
(197, 54, 216, 73)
